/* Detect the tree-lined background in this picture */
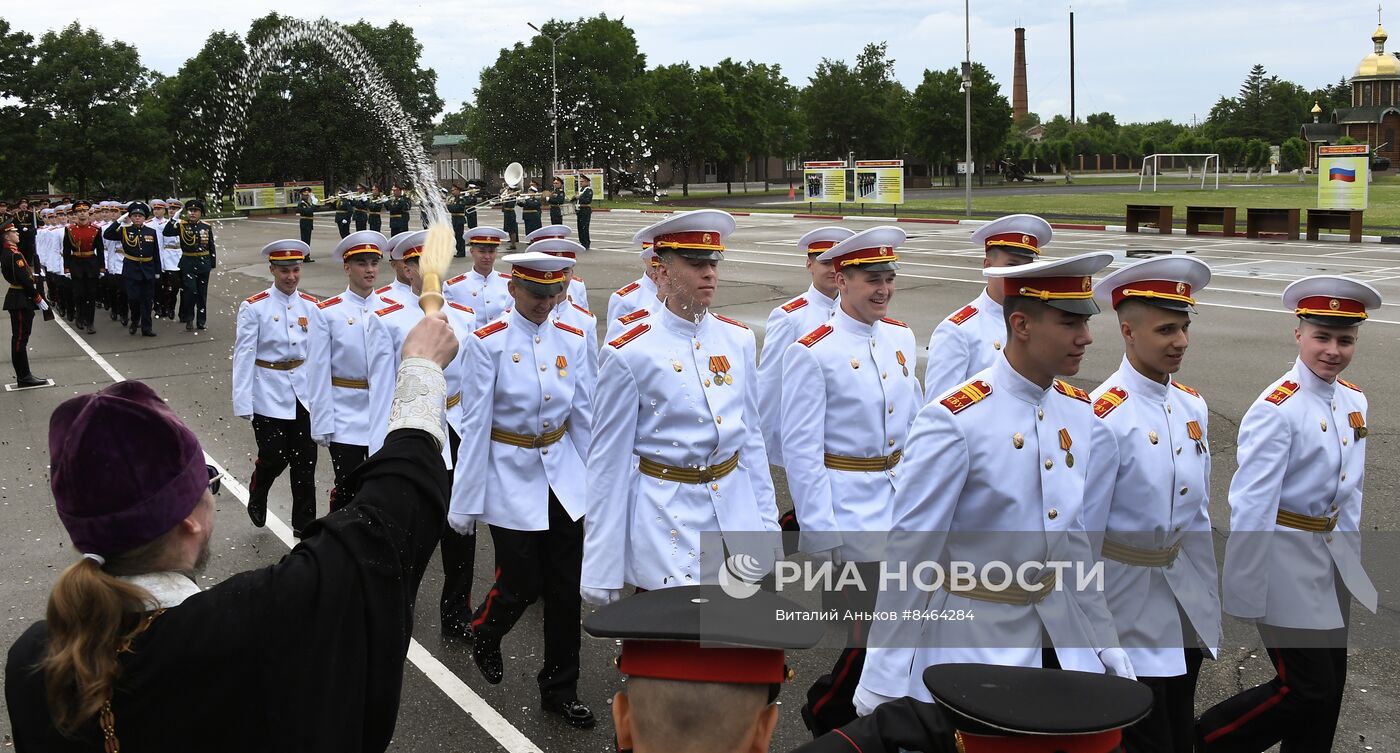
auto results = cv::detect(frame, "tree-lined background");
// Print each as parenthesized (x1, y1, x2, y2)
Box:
(0, 13, 1380, 200)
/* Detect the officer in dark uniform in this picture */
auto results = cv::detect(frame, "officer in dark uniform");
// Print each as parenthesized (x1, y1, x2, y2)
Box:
(386, 185, 411, 236)
(12, 199, 38, 274)
(465, 180, 482, 230)
(446, 184, 468, 257)
(548, 176, 566, 226)
(296, 187, 317, 247)
(366, 185, 384, 233)
(333, 189, 353, 242)
(62, 200, 104, 334)
(520, 181, 543, 235)
(102, 202, 162, 337)
(164, 199, 217, 331)
(575, 174, 593, 249)
(499, 186, 519, 250)
(352, 184, 368, 232)
(1, 220, 49, 387)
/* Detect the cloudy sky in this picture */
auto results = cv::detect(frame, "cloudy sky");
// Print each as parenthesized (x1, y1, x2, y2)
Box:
(5, 0, 1386, 124)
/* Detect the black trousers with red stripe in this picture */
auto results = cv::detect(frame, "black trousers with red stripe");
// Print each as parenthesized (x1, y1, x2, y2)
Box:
(8, 309, 34, 379)
(439, 428, 476, 631)
(249, 402, 318, 533)
(803, 561, 879, 738)
(1195, 588, 1351, 753)
(471, 492, 583, 703)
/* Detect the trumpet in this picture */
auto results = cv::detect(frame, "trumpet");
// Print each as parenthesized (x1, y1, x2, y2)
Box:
(463, 162, 527, 211)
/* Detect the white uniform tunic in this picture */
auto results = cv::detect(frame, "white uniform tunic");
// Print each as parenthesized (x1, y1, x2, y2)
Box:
(565, 276, 587, 308)
(374, 280, 415, 305)
(757, 285, 837, 467)
(605, 274, 657, 324)
(860, 355, 1120, 702)
(37, 226, 64, 277)
(582, 306, 780, 592)
(1220, 359, 1376, 630)
(444, 269, 511, 323)
(306, 288, 388, 446)
(150, 217, 180, 271)
(923, 289, 1005, 403)
(101, 222, 123, 275)
(780, 307, 921, 560)
(604, 295, 662, 344)
(552, 297, 598, 382)
(232, 287, 327, 420)
(450, 310, 594, 531)
(1083, 358, 1221, 677)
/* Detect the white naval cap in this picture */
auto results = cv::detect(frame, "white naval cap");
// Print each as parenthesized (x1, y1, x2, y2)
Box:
(530, 237, 587, 258)
(465, 226, 509, 247)
(261, 239, 309, 267)
(798, 226, 855, 255)
(985, 251, 1114, 315)
(150, 199, 167, 208)
(1094, 256, 1211, 312)
(502, 250, 576, 295)
(333, 230, 387, 264)
(526, 224, 572, 244)
(1282, 275, 1382, 325)
(815, 226, 905, 272)
(392, 230, 428, 261)
(971, 214, 1053, 257)
(634, 209, 736, 261)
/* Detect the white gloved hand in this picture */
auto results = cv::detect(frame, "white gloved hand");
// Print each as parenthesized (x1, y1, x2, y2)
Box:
(447, 512, 476, 536)
(580, 586, 622, 606)
(1099, 647, 1136, 680)
(37, 299, 49, 312)
(853, 686, 898, 717)
(312, 435, 331, 448)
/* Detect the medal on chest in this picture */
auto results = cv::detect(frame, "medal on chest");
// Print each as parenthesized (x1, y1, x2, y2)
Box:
(1059, 428, 1074, 468)
(298, 316, 308, 333)
(896, 350, 908, 377)
(709, 355, 733, 386)
(1186, 420, 1205, 454)
(556, 355, 568, 378)
(1349, 411, 1367, 440)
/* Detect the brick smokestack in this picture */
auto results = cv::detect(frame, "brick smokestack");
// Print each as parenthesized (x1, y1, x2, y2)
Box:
(1013, 27, 1028, 122)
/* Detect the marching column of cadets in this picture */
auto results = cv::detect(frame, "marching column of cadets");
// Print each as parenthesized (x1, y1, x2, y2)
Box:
(224, 209, 1380, 748)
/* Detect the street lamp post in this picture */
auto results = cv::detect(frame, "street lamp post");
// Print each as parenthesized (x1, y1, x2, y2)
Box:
(963, 0, 973, 217)
(528, 22, 570, 182)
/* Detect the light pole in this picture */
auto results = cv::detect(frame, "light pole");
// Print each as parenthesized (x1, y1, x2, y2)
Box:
(963, 0, 973, 217)
(528, 22, 570, 182)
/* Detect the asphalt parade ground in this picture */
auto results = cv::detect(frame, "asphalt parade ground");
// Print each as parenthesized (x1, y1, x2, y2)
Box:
(3, 209, 1399, 751)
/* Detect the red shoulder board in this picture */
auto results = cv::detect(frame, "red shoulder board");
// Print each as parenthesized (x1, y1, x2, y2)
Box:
(571, 302, 593, 317)
(299, 292, 319, 303)
(474, 320, 508, 339)
(614, 281, 641, 297)
(497, 272, 511, 279)
(798, 324, 833, 348)
(713, 313, 749, 329)
(375, 284, 393, 294)
(316, 295, 342, 310)
(375, 302, 403, 317)
(245, 291, 270, 304)
(554, 320, 584, 337)
(949, 305, 978, 325)
(880, 316, 909, 328)
(619, 309, 651, 325)
(448, 301, 474, 314)
(378, 295, 397, 306)
(1054, 379, 1091, 403)
(446, 273, 467, 285)
(1265, 380, 1299, 405)
(1093, 386, 1128, 418)
(941, 380, 992, 414)
(1170, 381, 1201, 398)
(1338, 378, 1362, 393)
(608, 323, 649, 349)
(781, 297, 809, 313)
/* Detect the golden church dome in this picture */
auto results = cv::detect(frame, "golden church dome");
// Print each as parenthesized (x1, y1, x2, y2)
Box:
(1355, 23, 1400, 78)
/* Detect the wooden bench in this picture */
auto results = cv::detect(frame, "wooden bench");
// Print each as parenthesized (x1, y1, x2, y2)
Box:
(1306, 208, 1363, 243)
(1185, 206, 1237, 237)
(1245, 208, 1300, 240)
(1126, 204, 1172, 234)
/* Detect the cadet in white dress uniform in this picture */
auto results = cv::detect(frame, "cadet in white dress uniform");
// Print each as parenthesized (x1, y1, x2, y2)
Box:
(924, 214, 1049, 402)
(856, 253, 1134, 716)
(361, 229, 481, 640)
(757, 226, 850, 471)
(780, 226, 922, 737)
(526, 224, 587, 304)
(530, 237, 599, 381)
(605, 240, 661, 325)
(447, 251, 597, 729)
(581, 210, 780, 604)
(306, 230, 389, 512)
(444, 227, 512, 322)
(1082, 257, 1220, 753)
(1197, 276, 1381, 753)
(231, 240, 328, 536)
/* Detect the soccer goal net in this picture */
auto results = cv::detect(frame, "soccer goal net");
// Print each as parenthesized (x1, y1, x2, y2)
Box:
(1138, 154, 1220, 191)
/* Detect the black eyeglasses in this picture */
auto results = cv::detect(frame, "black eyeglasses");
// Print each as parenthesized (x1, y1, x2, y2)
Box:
(206, 464, 224, 495)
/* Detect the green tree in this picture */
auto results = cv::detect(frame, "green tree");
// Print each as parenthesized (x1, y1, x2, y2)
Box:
(643, 63, 711, 196)
(1280, 136, 1309, 175)
(799, 43, 908, 159)
(165, 31, 249, 196)
(907, 68, 962, 171)
(552, 15, 647, 195)
(1245, 138, 1271, 178)
(1085, 112, 1118, 131)
(468, 40, 552, 176)
(968, 63, 1012, 170)
(29, 23, 153, 197)
(0, 19, 46, 196)
(1214, 136, 1246, 172)
(436, 101, 476, 136)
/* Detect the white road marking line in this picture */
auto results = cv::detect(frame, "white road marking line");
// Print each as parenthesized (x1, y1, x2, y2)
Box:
(47, 316, 543, 753)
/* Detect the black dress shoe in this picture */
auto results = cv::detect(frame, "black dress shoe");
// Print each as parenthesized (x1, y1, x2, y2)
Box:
(540, 698, 596, 729)
(472, 636, 504, 684)
(441, 620, 475, 642)
(185, 322, 194, 332)
(248, 498, 267, 527)
(197, 323, 206, 330)
(15, 375, 48, 388)
(142, 331, 157, 337)
(86, 326, 96, 334)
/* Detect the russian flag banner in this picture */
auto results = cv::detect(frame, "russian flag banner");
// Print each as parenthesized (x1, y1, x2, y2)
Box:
(1329, 166, 1357, 182)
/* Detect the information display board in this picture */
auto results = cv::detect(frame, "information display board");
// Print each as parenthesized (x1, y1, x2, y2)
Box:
(281, 181, 325, 207)
(1317, 144, 1370, 210)
(233, 183, 278, 210)
(803, 161, 848, 203)
(853, 160, 904, 204)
